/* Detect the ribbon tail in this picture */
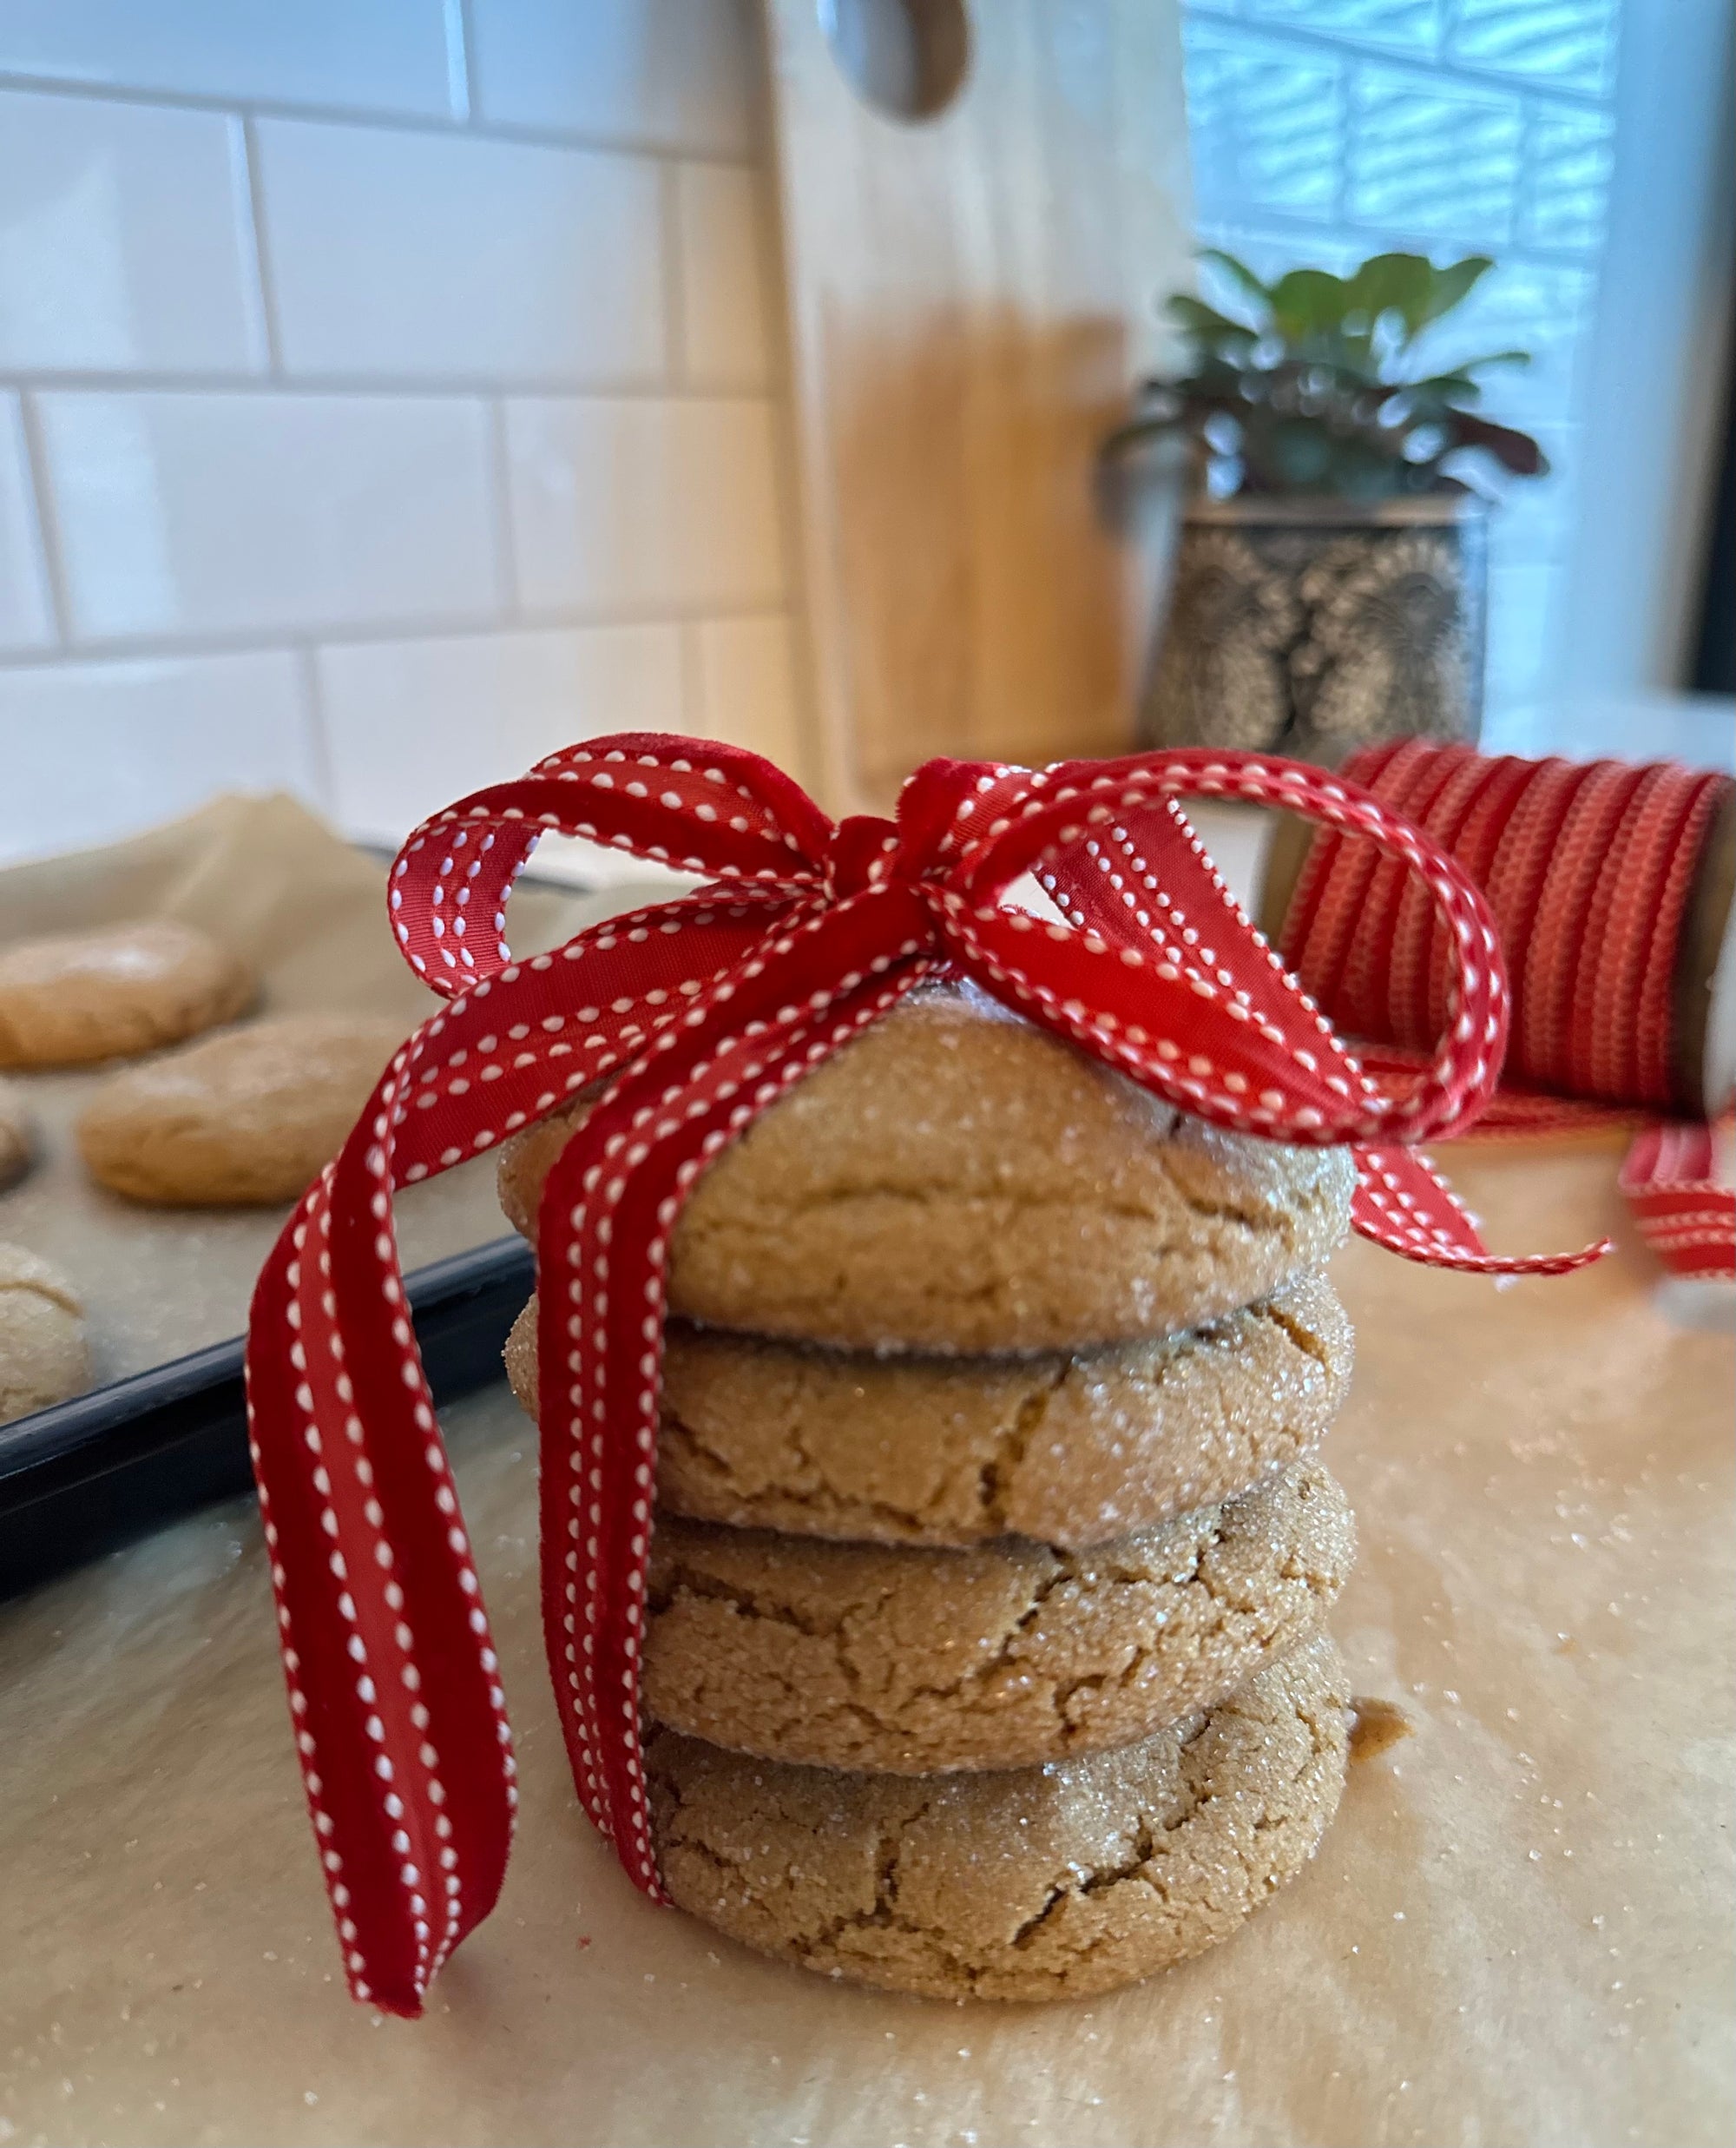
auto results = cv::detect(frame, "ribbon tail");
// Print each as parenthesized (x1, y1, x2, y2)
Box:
(247, 1121, 513, 2020)
(1351, 1143, 1609, 1275)
(530, 890, 937, 1888)
(246, 893, 806, 2014)
(1619, 1123, 1736, 1280)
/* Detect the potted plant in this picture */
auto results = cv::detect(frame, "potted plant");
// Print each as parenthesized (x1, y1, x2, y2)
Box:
(1106, 251, 1547, 761)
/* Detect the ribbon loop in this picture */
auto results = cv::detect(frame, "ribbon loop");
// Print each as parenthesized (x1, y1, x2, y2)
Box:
(940, 751, 1506, 1144)
(247, 731, 1608, 2018)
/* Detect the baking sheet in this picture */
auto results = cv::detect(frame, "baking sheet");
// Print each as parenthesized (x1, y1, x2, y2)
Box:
(0, 1140, 1730, 2147)
(0, 796, 657, 1394)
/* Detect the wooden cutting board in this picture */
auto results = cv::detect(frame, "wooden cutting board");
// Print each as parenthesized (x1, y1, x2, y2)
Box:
(760, 0, 1194, 809)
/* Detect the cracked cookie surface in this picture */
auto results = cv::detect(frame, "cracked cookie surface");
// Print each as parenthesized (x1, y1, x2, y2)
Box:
(648, 1631, 1350, 2000)
(505, 1268, 1351, 1547)
(497, 985, 1355, 1351)
(644, 1462, 1352, 1772)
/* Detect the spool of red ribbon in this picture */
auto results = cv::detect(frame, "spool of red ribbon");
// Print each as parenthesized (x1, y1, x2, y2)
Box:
(245, 735, 1606, 2018)
(1261, 740, 1736, 1280)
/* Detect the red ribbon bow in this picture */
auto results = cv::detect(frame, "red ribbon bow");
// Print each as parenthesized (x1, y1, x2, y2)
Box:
(246, 735, 1606, 2016)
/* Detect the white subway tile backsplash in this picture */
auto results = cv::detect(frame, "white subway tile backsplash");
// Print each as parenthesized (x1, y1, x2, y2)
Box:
(468, 0, 756, 156)
(0, 90, 265, 373)
(253, 120, 665, 385)
(0, 6, 810, 863)
(0, 1, 457, 119)
(36, 390, 499, 642)
(0, 649, 317, 865)
(0, 394, 55, 649)
(504, 396, 786, 615)
(691, 613, 805, 773)
(676, 163, 776, 388)
(318, 623, 684, 842)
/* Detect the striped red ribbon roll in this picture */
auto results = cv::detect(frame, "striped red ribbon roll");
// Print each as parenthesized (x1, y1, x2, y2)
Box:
(1278, 741, 1736, 1280)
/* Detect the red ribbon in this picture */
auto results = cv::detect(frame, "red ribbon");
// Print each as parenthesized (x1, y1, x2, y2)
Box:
(1279, 741, 1736, 1280)
(245, 735, 1606, 2016)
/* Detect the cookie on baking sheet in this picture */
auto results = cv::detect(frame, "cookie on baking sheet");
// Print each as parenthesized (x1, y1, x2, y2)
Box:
(644, 1461, 1353, 1773)
(0, 1077, 31, 1189)
(0, 922, 252, 1068)
(504, 1268, 1351, 1548)
(497, 985, 1355, 1352)
(648, 1631, 1351, 2001)
(0, 1243, 90, 1425)
(76, 1015, 404, 1206)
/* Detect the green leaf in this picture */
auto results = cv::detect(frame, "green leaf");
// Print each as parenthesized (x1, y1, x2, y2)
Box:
(1410, 255, 1495, 333)
(1123, 249, 1538, 497)
(1268, 267, 1350, 343)
(1405, 371, 1484, 408)
(1100, 412, 1189, 459)
(1345, 252, 1435, 330)
(1454, 348, 1532, 373)
(1196, 248, 1272, 321)
(1164, 293, 1260, 345)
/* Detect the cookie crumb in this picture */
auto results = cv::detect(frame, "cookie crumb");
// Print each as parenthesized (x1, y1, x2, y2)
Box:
(1348, 1696, 1412, 1761)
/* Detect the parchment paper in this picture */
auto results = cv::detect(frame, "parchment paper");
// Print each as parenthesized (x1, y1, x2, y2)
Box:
(1, 1141, 1730, 2148)
(0, 797, 654, 1388)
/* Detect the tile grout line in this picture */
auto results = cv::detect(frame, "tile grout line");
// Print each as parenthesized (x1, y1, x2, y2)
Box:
(445, 0, 476, 124)
(236, 114, 284, 376)
(0, 370, 789, 405)
(292, 640, 339, 815)
(661, 161, 689, 391)
(0, 70, 766, 169)
(677, 619, 707, 735)
(13, 392, 75, 647)
(485, 398, 522, 619)
(0, 601, 794, 675)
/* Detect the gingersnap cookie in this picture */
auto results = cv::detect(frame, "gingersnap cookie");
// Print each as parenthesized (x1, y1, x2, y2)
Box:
(648, 1631, 1350, 2000)
(497, 984, 1355, 1352)
(0, 1243, 90, 1425)
(0, 921, 252, 1068)
(0, 1077, 31, 1189)
(505, 1267, 1351, 1547)
(76, 1015, 404, 1206)
(644, 1461, 1352, 1773)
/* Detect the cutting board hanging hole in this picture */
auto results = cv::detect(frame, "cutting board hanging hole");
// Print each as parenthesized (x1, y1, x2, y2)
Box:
(819, 0, 970, 120)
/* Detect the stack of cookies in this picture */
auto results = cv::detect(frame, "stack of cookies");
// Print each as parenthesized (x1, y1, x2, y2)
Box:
(500, 983, 1358, 2001)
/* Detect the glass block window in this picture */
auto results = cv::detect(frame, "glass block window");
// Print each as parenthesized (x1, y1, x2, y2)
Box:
(1180, 0, 1623, 715)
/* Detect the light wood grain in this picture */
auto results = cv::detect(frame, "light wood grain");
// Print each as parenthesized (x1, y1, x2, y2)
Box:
(762, 0, 1194, 809)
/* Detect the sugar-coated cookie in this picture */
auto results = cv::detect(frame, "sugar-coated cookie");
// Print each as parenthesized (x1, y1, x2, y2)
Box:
(0, 1076, 31, 1189)
(0, 1242, 90, 1424)
(0, 922, 252, 1068)
(497, 985, 1355, 1352)
(644, 1462, 1353, 1772)
(505, 1268, 1351, 1547)
(77, 1015, 404, 1206)
(648, 1632, 1351, 2000)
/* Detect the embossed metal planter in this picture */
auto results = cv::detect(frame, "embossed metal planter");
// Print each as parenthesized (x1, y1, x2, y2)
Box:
(1140, 494, 1488, 762)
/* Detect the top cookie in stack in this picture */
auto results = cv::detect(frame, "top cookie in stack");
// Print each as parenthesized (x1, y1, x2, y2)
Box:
(500, 982, 1358, 2001)
(499, 981, 1352, 1355)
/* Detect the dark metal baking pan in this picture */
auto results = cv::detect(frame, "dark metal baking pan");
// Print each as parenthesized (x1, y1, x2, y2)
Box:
(0, 1235, 533, 1600)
